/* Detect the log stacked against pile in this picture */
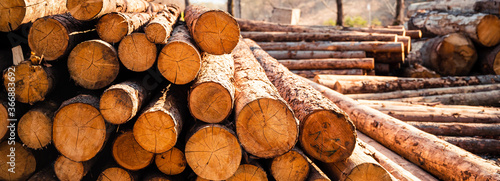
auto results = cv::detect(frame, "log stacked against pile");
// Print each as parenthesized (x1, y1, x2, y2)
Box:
(237, 18, 422, 77)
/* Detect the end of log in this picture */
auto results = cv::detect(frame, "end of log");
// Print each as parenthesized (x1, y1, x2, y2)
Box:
(18, 100, 59, 149)
(67, 0, 111, 21)
(28, 16, 70, 61)
(227, 164, 268, 181)
(155, 147, 187, 175)
(118, 33, 157, 72)
(0, 141, 36, 181)
(271, 149, 310, 181)
(97, 167, 134, 181)
(3, 61, 55, 105)
(54, 155, 89, 181)
(96, 12, 131, 43)
(112, 131, 154, 170)
(477, 14, 500, 47)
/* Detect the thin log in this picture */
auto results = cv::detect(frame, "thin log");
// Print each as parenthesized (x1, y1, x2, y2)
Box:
(439, 136, 500, 155)
(97, 12, 155, 43)
(0, 0, 68, 32)
(396, 36, 411, 54)
(406, 30, 422, 39)
(118, 33, 157, 72)
(407, 122, 500, 136)
(267, 50, 366, 59)
(270, 148, 310, 181)
(67, 0, 164, 21)
(357, 99, 500, 114)
(3, 61, 56, 104)
(144, 4, 181, 44)
(112, 131, 154, 170)
(155, 146, 186, 175)
(278, 58, 375, 70)
(18, 100, 59, 149)
(0, 141, 36, 181)
(388, 89, 500, 106)
(292, 69, 365, 78)
(242, 32, 398, 42)
(256, 41, 403, 52)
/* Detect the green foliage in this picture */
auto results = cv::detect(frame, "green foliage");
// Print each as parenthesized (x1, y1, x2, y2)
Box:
(372, 18, 382, 26)
(323, 19, 336, 26)
(344, 16, 367, 27)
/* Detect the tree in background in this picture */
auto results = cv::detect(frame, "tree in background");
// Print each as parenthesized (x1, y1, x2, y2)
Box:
(394, 0, 404, 25)
(336, 0, 343, 26)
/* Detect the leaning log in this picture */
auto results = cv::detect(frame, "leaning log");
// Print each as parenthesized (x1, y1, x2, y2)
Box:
(292, 69, 365, 78)
(278, 58, 374, 70)
(118, 33, 157, 72)
(0, 0, 68, 32)
(388, 89, 500, 106)
(18, 100, 58, 149)
(408, 122, 500, 136)
(67, 0, 164, 21)
(96, 12, 155, 43)
(439, 136, 500, 155)
(242, 32, 398, 42)
(144, 4, 182, 44)
(268, 50, 366, 60)
(0, 141, 36, 181)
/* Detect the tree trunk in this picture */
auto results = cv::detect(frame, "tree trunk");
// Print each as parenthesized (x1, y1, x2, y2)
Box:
(53, 155, 95, 181)
(97, 12, 155, 43)
(155, 146, 186, 175)
(388, 89, 500, 106)
(245, 39, 357, 163)
(18, 100, 58, 149)
(118, 33, 157, 72)
(188, 53, 234, 123)
(267, 50, 366, 59)
(144, 4, 181, 44)
(406, 30, 422, 39)
(394, 0, 404, 25)
(278, 58, 374, 70)
(3, 61, 56, 104)
(97, 167, 136, 181)
(408, 11, 500, 47)
(292, 69, 365, 78)
(185, 5, 240, 55)
(0, 0, 68, 32)
(0, 141, 36, 181)
(358, 99, 500, 115)
(67, 0, 164, 21)
(439, 136, 500, 155)
(242, 32, 398, 42)
(270, 148, 310, 181)
(157, 24, 201, 85)
(232, 40, 299, 158)
(185, 124, 242, 180)
(256, 41, 403, 52)
(112, 130, 154, 170)
(305, 79, 500, 181)
(227, 164, 268, 181)
(408, 122, 500, 136)
(68, 40, 120, 90)
(474, 0, 500, 15)
(336, 0, 343, 26)
(28, 13, 97, 61)
(478, 43, 500, 75)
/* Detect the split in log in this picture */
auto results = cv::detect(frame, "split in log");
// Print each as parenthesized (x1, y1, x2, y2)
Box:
(0, 141, 36, 181)
(278, 58, 375, 70)
(185, 5, 240, 55)
(245, 39, 357, 163)
(478, 43, 500, 75)
(3, 61, 56, 104)
(0, 0, 68, 32)
(292, 69, 365, 78)
(118, 33, 157, 72)
(474, 0, 500, 15)
(242, 32, 398, 42)
(18, 100, 59, 149)
(188, 53, 234, 123)
(113, 131, 154, 170)
(227, 164, 268, 181)
(67, 0, 164, 21)
(365, 52, 404, 64)
(155, 146, 186, 175)
(54, 155, 95, 181)
(408, 122, 500, 136)
(270, 148, 309, 181)
(267, 50, 366, 60)
(144, 4, 182, 44)
(68, 39, 120, 90)
(406, 30, 422, 39)
(157, 24, 201, 85)
(387, 89, 500, 106)
(97, 12, 155, 43)
(256, 41, 403, 53)
(439, 136, 500, 155)
(97, 167, 135, 181)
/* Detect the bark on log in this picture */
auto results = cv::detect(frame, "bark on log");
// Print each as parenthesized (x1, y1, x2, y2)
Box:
(54, 155, 95, 181)
(267, 50, 366, 60)
(245, 39, 357, 163)
(185, 5, 240, 55)
(144, 4, 181, 44)
(3, 61, 56, 104)
(402, 63, 441, 78)
(343, 27, 405, 36)
(232, 40, 298, 158)
(0, 141, 36, 181)
(28, 13, 96, 61)
(292, 69, 365, 78)
(388, 89, 500, 106)
(242, 32, 398, 42)
(227, 164, 268, 181)
(256, 41, 403, 53)
(396, 36, 411, 54)
(478, 43, 500, 75)
(97, 12, 155, 43)
(157, 24, 201, 85)
(305, 79, 500, 181)
(365, 52, 404, 64)
(68, 40, 120, 90)
(97, 167, 136, 181)
(67, 0, 164, 21)
(358, 99, 500, 115)
(188, 53, 234, 123)
(113, 131, 154, 170)
(474, 0, 500, 15)
(439, 136, 500, 155)
(18, 100, 58, 149)
(278, 58, 375, 70)
(406, 0, 476, 17)
(118, 33, 157, 72)
(408, 122, 500, 136)
(368, 107, 500, 124)
(185, 124, 242, 180)
(155, 146, 186, 175)
(306, 156, 331, 181)
(270, 148, 309, 181)
(408, 11, 500, 47)
(0, 0, 68, 32)
(406, 30, 422, 39)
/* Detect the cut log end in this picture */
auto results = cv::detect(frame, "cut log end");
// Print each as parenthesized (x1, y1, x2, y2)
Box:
(478, 15, 500, 47)
(193, 10, 240, 55)
(4, 61, 53, 104)
(96, 13, 129, 43)
(97, 167, 133, 181)
(134, 111, 178, 153)
(28, 18, 69, 60)
(437, 33, 477, 75)
(145, 23, 169, 44)
(0, 142, 36, 181)
(345, 163, 393, 181)
(67, 0, 104, 21)
(271, 150, 310, 181)
(158, 42, 201, 85)
(54, 156, 85, 181)
(227, 164, 268, 181)
(189, 82, 233, 123)
(0, 0, 26, 32)
(236, 98, 298, 158)
(99, 89, 134, 124)
(119, 33, 157, 72)
(155, 147, 187, 175)
(301, 110, 356, 163)
(113, 131, 154, 171)
(18, 111, 52, 149)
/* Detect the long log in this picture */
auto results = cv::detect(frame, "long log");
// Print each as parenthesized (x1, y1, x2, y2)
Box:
(245, 39, 357, 163)
(113, 131, 154, 170)
(232, 40, 299, 158)
(358, 99, 500, 113)
(474, 0, 500, 15)
(408, 11, 500, 47)
(0, 141, 36, 181)
(242, 32, 398, 42)
(388, 89, 500, 106)
(270, 148, 310, 181)
(18, 100, 58, 149)
(292, 69, 365, 78)
(268, 50, 366, 60)
(408, 122, 500, 136)
(53, 155, 95, 181)
(478, 43, 500, 75)
(406, 0, 477, 17)
(256, 41, 403, 53)
(97, 12, 155, 43)
(155, 146, 186, 175)
(0, 0, 68, 32)
(118, 33, 157, 72)
(3, 61, 56, 104)
(406, 30, 422, 39)
(305, 79, 500, 180)
(185, 5, 240, 55)
(144, 4, 181, 44)
(67, 0, 164, 21)
(439, 136, 500, 155)
(278, 58, 374, 70)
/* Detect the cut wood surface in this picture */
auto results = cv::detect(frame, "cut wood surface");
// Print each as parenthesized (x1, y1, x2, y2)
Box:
(67, 0, 164, 21)
(3, 61, 56, 104)
(54, 155, 94, 181)
(396, 36, 410, 54)
(118, 33, 157, 72)
(97, 167, 135, 181)
(408, 122, 500, 136)
(246, 39, 357, 163)
(97, 12, 155, 43)
(474, 0, 500, 15)
(305, 79, 500, 181)
(292, 69, 365, 78)
(68, 40, 120, 90)
(0, 0, 68, 32)
(406, 30, 422, 39)
(256, 41, 403, 53)
(100, 80, 151, 125)
(185, 124, 242, 180)
(155, 146, 186, 175)
(478, 43, 500, 75)
(0, 141, 36, 181)
(157, 24, 201, 85)
(439, 136, 500, 155)
(268, 50, 366, 59)
(388, 89, 500, 106)
(227, 164, 268, 181)
(188, 53, 234, 123)
(270, 148, 309, 181)
(232, 40, 298, 158)
(113, 131, 154, 170)
(279, 58, 375, 70)
(144, 4, 182, 44)
(185, 5, 240, 55)
(18, 100, 58, 149)
(243, 32, 398, 42)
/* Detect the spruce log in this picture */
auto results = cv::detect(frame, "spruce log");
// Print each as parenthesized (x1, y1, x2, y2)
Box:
(439, 136, 500, 155)
(97, 167, 135, 181)
(406, 0, 476, 17)
(18, 100, 58, 149)
(185, 124, 242, 180)
(118, 33, 157, 72)
(67, 0, 164, 21)
(0, 0, 68, 32)
(278, 58, 375, 70)
(144, 4, 181, 44)
(54, 155, 95, 181)
(3, 61, 56, 104)
(113, 131, 154, 170)
(406, 30, 422, 39)
(246, 39, 357, 163)
(270, 148, 309, 181)
(305, 79, 500, 180)
(256, 41, 403, 53)
(389, 90, 500, 106)
(292, 69, 365, 78)
(68, 40, 120, 90)
(227, 164, 268, 181)
(408, 11, 500, 47)
(232, 40, 299, 158)
(133, 86, 185, 153)
(365, 52, 404, 64)
(53, 95, 112, 162)
(188, 53, 234, 123)
(474, 0, 500, 15)
(99, 79, 151, 125)
(408, 122, 500, 136)
(157, 24, 201, 85)
(0, 141, 36, 181)
(478, 43, 500, 75)
(97, 12, 155, 43)
(268, 50, 366, 60)
(343, 27, 405, 36)
(155, 146, 186, 175)
(28, 14, 96, 61)
(242, 32, 398, 42)
(185, 5, 240, 55)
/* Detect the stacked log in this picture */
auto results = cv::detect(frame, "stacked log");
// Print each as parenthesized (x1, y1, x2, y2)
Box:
(144, 4, 182, 44)
(0, 0, 68, 32)
(67, 0, 164, 21)
(96, 12, 156, 43)
(3, 61, 56, 104)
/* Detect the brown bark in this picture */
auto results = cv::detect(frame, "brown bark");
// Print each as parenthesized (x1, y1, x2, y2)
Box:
(394, 0, 404, 25)
(270, 148, 310, 181)
(383, 110, 500, 124)
(232, 40, 299, 158)
(0, 0, 68, 32)
(292, 69, 365, 78)
(113, 131, 154, 170)
(343, 27, 405, 36)
(245, 39, 357, 163)
(256, 41, 403, 52)
(474, 0, 500, 15)
(54, 155, 95, 181)
(97, 12, 155, 43)
(188, 53, 234, 123)
(67, 0, 164, 21)
(227, 164, 268, 181)
(478, 43, 500, 75)
(155, 146, 186, 175)
(68, 40, 120, 90)
(97, 167, 136, 181)
(439, 136, 500, 155)
(18, 100, 58, 149)
(305, 79, 500, 181)
(336, 0, 343, 26)
(406, 30, 422, 39)
(157, 24, 201, 85)
(402, 63, 441, 78)
(397, 36, 411, 54)
(118, 33, 157, 72)
(144, 4, 181, 44)
(267, 50, 366, 60)
(242, 32, 398, 42)
(365, 52, 404, 64)
(3, 61, 56, 104)
(185, 5, 240, 55)
(0, 141, 36, 181)
(388, 89, 500, 106)
(408, 122, 500, 136)
(278, 58, 374, 70)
